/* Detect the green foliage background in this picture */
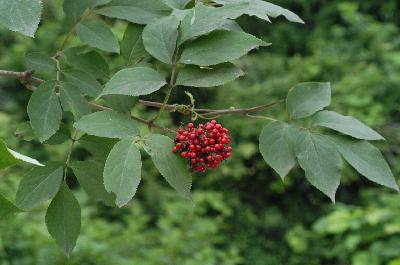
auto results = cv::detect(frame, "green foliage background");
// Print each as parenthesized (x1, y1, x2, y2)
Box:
(1, 0, 399, 264)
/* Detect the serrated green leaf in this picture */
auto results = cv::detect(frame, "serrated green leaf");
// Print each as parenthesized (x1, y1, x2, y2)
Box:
(142, 16, 180, 64)
(27, 81, 62, 142)
(95, 0, 170, 25)
(176, 63, 244, 87)
(179, 30, 269, 66)
(71, 160, 115, 205)
(328, 135, 398, 191)
(74, 111, 139, 138)
(145, 134, 192, 199)
(78, 135, 117, 161)
(63, 69, 103, 97)
(63, 47, 110, 80)
(104, 138, 142, 207)
(0, 0, 42, 37)
(162, 0, 190, 9)
(60, 82, 91, 120)
(286, 82, 331, 120)
(121, 24, 147, 65)
(295, 132, 342, 202)
(101, 67, 166, 96)
(179, 3, 248, 43)
(45, 184, 81, 257)
(16, 162, 64, 210)
(76, 19, 120, 53)
(259, 122, 299, 179)
(63, 0, 90, 24)
(312, 110, 384, 141)
(25, 52, 55, 72)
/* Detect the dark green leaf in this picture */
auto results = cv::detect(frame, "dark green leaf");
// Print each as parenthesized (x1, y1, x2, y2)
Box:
(76, 19, 120, 53)
(63, 0, 90, 24)
(286, 82, 331, 120)
(101, 67, 166, 96)
(74, 111, 139, 138)
(121, 24, 147, 65)
(25, 52, 55, 72)
(95, 0, 170, 25)
(45, 184, 81, 257)
(104, 138, 142, 207)
(27, 81, 62, 142)
(179, 30, 269, 66)
(63, 69, 103, 97)
(312, 110, 384, 141)
(16, 162, 64, 210)
(0, 0, 42, 37)
(64, 47, 110, 80)
(162, 0, 190, 9)
(142, 16, 180, 64)
(71, 160, 115, 204)
(295, 132, 342, 202)
(328, 135, 398, 191)
(78, 135, 117, 161)
(89, 0, 112, 8)
(145, 134, 192, 199)
(176, 63, 244, 87)
(259, 122, 299, 179)
(103, 95, 136, 112)
(60, 82, 91, 120)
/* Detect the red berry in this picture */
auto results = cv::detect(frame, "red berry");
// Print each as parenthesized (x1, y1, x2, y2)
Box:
(172, 147, 179, 153)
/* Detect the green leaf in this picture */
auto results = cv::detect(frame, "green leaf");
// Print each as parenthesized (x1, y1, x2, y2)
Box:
(121, 24, 147, 65)
(176, 63, 244, 87)
(89, 0, 112, 8)
(104, 138, 142, 207)
(312, 110, 384, 141)
(3, 142, 43, 167)
(60, 82, 91, 120)
(15, 122, 36, 141)
(214, 0, 304, 24)
(16, 162, 64, 210)
(162, 0, 191, 9)
(295, 132, 342, 202)
(179, 30, 269, 66)
(76, 19, 120, 53)
(25, 52, 55, 72)
(142, 16, 180, 64)
(100, 67, 166, 96)
(71, 160, 115, 205)
(63, 0, 90, 24)
(286, 82, 331, 120)
(64, 47, 110, 80)
(74, 111, 139, 139)
(78, 135, 117, 162)
(328, 135, 398, 191)
(219, 20, 243, 32)
(259, 122, 299, 179)
(0, 194, 22, 218)
(179, 3, 248, 43)
(145, 134, 192, 199)
(45, 184, 81, 257)
(103, 95, 136, 112)
(0, 0, 42, 37)
(27, 81, 62, 142)
(95, 0, 170, 25)
(63, 69, 103, 97)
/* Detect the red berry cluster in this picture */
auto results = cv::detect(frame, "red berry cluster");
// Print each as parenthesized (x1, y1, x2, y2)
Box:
(173, 120, 233, 173)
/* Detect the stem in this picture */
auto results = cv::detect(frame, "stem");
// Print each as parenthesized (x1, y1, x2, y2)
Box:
(64, 130, 78, 181)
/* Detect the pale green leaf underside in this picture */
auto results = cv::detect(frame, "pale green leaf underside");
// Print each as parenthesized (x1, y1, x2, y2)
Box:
(76, 19, 120, 53)
(286, 82, 331, 120)
(179, 30, 269, 66)
(176, 63, 244, 87)
(295, 132, 342, 202)
(259, 122, 298, 179)
(16, 163, 64, 210)
(312, 110, 384, 141)
(74, 110, 139, 139)
(104, 138, 142, 207)
(145, 134, 192, 199)
(27, 81, 63, 142)
(328, 135, 398, 191)
(0, 0, 42, 37)
(101, 67, 166, 96)
(45, 184, 81, 257)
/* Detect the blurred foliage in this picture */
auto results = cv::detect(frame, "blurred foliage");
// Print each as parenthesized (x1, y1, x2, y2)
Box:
(0, 0, 399, 264)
